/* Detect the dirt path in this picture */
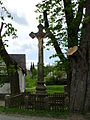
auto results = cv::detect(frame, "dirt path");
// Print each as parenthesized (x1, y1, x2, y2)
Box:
(0, 114, 88, 120)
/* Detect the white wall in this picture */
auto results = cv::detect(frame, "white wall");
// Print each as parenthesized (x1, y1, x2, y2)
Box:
(0, 70, 25, 94)
(0, 83, 11, 94)
(18, 70, 25, 93)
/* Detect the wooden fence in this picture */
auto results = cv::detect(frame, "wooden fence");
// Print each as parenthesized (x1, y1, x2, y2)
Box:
(48, 93, 67, 111)
(5, 94, 24, 108)
(5, 93, 68, 111)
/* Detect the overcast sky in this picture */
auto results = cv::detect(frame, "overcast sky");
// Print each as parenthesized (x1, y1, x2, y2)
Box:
(2, 0, 58, 69)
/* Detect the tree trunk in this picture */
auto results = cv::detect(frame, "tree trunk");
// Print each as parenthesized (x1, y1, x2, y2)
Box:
(0, 37, 20, 95)
(83, 0, 90, 111)
(69, 53, 87, 111)
(7, 64, 20, 95)
(70, 0, 90, 112)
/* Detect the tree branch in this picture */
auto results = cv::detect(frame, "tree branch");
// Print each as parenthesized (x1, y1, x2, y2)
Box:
(74, 0, 84, 34)
(0, 22, 16, 65)
(63, 0, 74, 28)
(0, 22, 4, 35)
(51, 34, 67, 63)
(43, 10, 49, 29)
(43, 10, 67, 63)
(63, 0, 79, 47)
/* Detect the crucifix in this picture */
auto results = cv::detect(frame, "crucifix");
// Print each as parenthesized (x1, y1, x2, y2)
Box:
(29, 24, 51, 95)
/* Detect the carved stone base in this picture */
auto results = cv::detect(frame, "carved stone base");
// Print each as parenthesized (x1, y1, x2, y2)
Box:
(36, 81, 47, 95)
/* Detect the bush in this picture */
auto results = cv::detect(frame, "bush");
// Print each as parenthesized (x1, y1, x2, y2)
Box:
(54, 78, 67, 85)
(45, 76, 54, 85)
(45, 76, 67, 85)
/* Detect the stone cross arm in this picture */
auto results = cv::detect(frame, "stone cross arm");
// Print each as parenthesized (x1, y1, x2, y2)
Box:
(29, 32, 36, 39)
(29, 24, 51, 39)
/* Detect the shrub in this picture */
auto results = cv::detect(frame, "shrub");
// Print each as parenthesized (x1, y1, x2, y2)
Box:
(45, 76, 54, 85)
(45, 76, 67, 85)
(54, 78, 67, 85)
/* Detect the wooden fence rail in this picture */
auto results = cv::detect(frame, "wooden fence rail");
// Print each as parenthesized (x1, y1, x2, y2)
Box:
(48, 93, 67, 111)
(5, 94, 24, 108)
(5, 93, 68, 111)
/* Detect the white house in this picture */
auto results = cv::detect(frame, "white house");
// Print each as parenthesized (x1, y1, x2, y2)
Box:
(0, 54, 26, 94)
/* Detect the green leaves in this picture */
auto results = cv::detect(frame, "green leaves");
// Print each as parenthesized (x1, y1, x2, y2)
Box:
(1, 22, 17, 40)
(0, 0, 3, 5)
(2, 23, 17, 39)
(0, 0, 17, 39)
(35, 0, 84, 70)
(83, 16, 90, 24)
(35, 0, 67, 49)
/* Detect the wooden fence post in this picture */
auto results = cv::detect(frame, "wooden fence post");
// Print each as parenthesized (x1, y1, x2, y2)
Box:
(5, 94, 11, 108)
(24, 95, 29, 109)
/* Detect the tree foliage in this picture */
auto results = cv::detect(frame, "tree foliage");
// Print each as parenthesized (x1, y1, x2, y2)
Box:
(36, 0, 85, 67)
(0, 0, 17, 39)
(44, 64, 67, 85)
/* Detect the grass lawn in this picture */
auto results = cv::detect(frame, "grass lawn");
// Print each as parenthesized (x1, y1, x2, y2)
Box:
(25, 71, 65, 94)
(46, 85, 64, 94)
(0, 106, 69, 118)
(26, 85, 64, 94)
(0, 107, 90, 120)
(26, 75, 64, 94)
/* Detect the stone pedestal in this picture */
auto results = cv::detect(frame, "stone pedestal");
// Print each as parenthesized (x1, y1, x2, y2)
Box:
(36, 82, 47, 95)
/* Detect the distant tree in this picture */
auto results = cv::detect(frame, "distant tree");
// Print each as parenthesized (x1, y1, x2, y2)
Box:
(44, 64, 53, 77)
(31, 67, 37, 79)
(30, 62, 33, 73)
(32, 62, 35, 69)
(0, 0, 20, 94)
(44, 63, 67, 85)
(30, 62, 37, 79)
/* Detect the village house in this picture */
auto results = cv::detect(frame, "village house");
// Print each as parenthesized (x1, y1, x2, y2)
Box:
(0, 54, 26, 94)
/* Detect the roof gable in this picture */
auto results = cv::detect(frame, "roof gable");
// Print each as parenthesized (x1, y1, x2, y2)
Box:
(9, 54, 26, 72)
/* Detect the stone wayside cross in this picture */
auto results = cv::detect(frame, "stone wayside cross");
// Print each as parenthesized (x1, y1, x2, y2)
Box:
(29, 24, 51, 95)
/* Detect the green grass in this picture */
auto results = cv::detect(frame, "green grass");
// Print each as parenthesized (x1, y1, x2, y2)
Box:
(0, 106, 69, 118)
(0, 107, 90, 119)
(26, 79, 64, 94)
(46, 85, 64, 94)
(25, 71, 64, 94)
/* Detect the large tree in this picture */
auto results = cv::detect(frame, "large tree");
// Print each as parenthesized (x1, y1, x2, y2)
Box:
(0, 1, 20, 94)
(36, 0, 90, 112)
